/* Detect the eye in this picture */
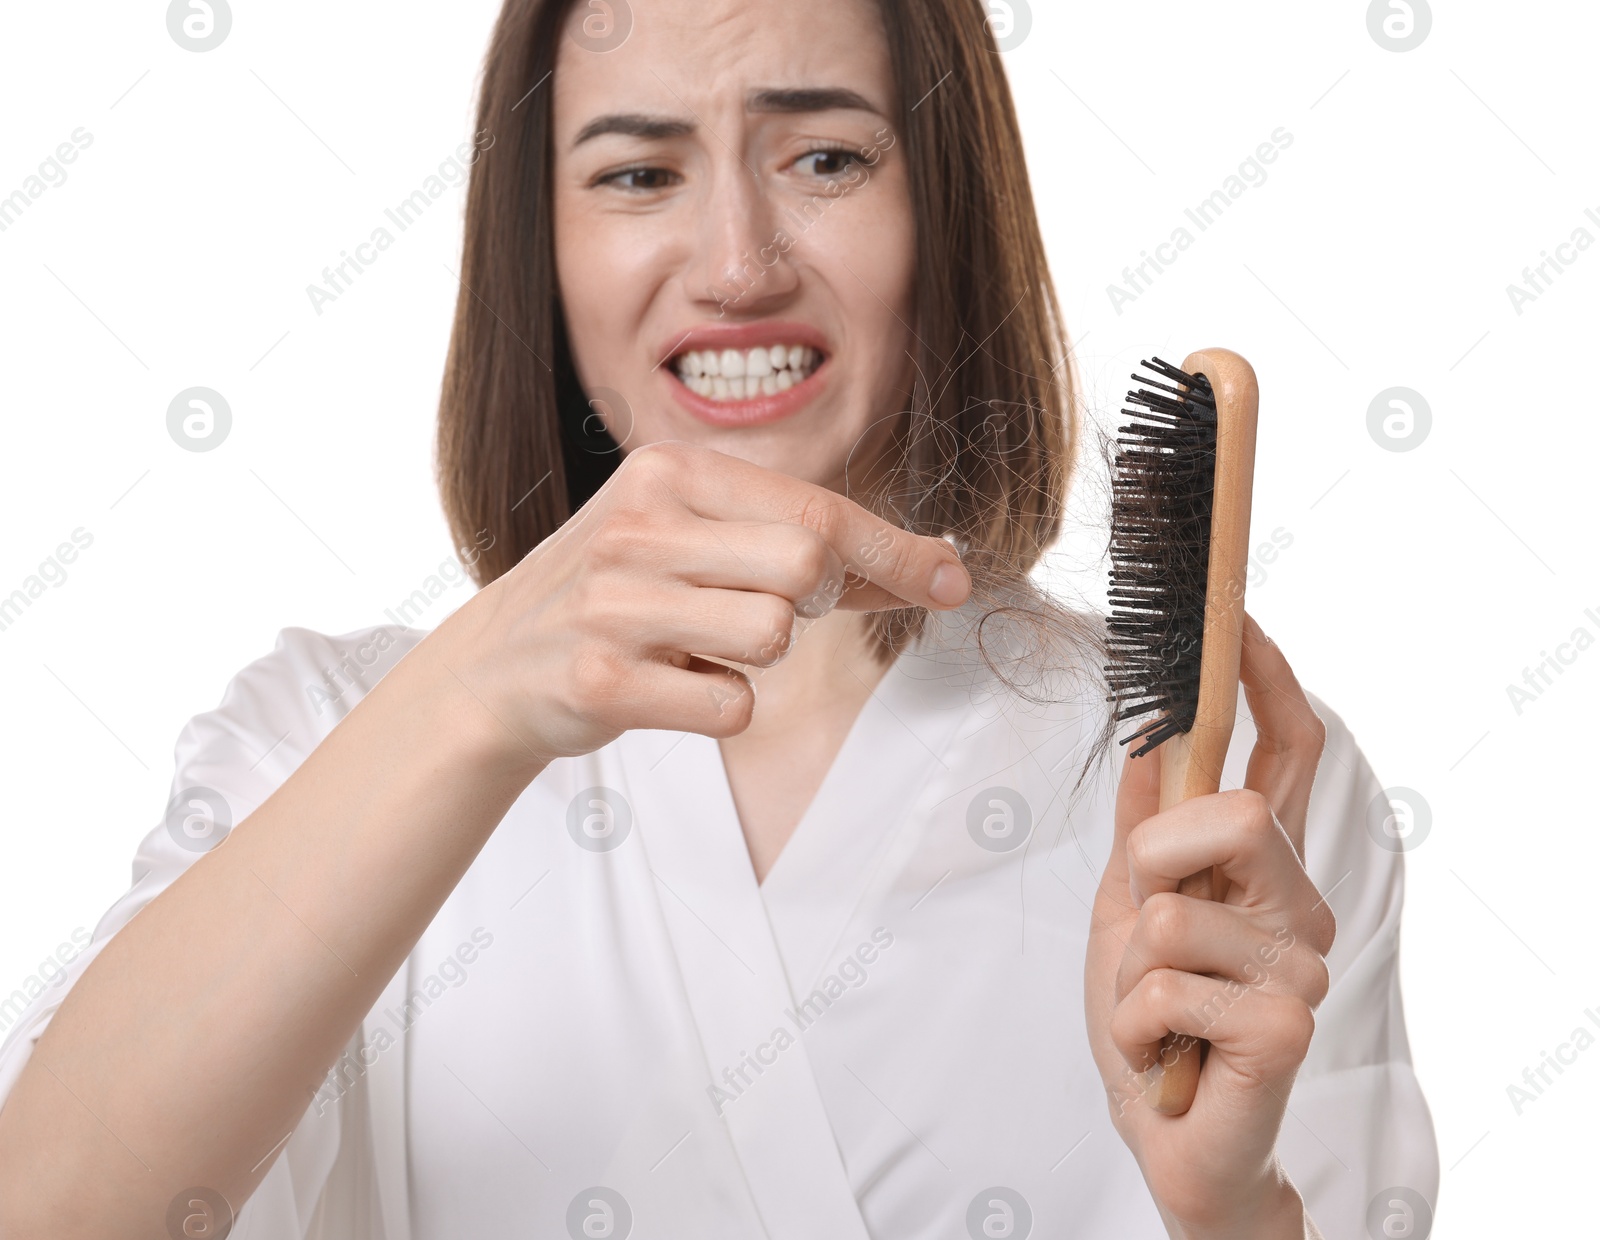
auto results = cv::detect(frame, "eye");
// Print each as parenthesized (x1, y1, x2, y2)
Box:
(792, 147, 863, 178)
(597, 165, 679, 192)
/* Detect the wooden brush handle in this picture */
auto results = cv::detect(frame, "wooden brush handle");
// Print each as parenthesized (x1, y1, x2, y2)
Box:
(1142, 348, 1259, 1118)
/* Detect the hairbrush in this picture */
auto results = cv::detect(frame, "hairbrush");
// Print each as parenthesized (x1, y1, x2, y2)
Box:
(1105, 348, 1260, 1116)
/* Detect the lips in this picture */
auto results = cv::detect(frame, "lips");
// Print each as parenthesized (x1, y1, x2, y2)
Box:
(657, 320, 831, 428)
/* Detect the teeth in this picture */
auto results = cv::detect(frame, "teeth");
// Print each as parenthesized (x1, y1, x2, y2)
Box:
(674, 344, 822, 400)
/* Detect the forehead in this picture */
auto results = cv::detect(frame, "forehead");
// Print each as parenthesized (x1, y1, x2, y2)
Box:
(552, 0, 895, 135)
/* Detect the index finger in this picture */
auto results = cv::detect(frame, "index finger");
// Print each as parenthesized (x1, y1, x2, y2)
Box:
(1100, 745, 1161, 907)
(640, 441, 973, 611)
(1239, 612, 1326, 853)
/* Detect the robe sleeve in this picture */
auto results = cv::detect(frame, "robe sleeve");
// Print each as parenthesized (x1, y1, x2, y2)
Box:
(1224, 691, 1440, 1235)
(0, 626, 417, 1239)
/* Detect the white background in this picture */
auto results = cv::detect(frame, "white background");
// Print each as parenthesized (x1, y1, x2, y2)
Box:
(1, 2, 1593, 1234)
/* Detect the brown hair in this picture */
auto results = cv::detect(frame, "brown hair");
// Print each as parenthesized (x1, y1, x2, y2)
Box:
(436, 0, 1080, 662)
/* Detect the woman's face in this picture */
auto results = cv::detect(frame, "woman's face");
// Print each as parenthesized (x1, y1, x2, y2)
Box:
(551, 0, 916, 493)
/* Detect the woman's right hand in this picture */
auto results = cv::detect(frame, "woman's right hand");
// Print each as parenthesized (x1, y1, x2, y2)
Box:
(433, 439, 973, 770)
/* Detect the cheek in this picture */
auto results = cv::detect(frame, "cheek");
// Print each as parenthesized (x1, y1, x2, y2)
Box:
(553, 195, 612, 373)
(552, 190, 659, 389)
(793, 171, 917, 358)
(817, 174, 914, 302)
(550, 201, 632, 450)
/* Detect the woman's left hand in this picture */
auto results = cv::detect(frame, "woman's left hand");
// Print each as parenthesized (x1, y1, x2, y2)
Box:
(1084, 613, 1336, 1239)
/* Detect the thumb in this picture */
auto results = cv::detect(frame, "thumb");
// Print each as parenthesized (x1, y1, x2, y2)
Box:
(1104, 745, 1161, 891)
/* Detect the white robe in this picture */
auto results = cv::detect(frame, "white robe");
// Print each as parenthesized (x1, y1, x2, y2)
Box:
(0, 604, 1437, 1238)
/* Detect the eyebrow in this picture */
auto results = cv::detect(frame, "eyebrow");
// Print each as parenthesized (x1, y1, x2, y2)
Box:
(571, 87, 883, 149)
(572, 114, 695, 146)
(747, 87, 880, 116)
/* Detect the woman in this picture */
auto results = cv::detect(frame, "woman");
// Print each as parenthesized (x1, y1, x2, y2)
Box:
(0, 1, 1436, 1236)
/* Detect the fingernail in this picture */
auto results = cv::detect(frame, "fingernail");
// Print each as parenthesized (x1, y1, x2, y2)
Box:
(928, 561, 970, 607)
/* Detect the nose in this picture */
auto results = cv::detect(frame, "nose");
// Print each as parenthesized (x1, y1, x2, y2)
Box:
(684, 159, 800, 316)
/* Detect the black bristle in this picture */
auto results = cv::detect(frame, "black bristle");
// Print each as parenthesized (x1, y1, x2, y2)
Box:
(1105, 357, 1217, 759)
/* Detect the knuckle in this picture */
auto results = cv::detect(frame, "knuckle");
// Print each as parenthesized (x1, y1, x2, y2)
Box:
(1299, 908, 1337, 966)
(869, 530, 915, 583)
(1304, 954, 1331, 1008)
(589, 505, 653, 565)
(1140, 892, 1187, 947)
(1107, 1002, 1141, 1053)
(1310, 905, 1338, 958)
(1274, 706, 1327, 763)
(1227, 788, 1277, 843)
(1276, 999, 1317, 1058)
(571, 645, 627, 706)
(1125, 825, 1157, 879)
(1145, 967, 1183, 1010)
(748, 597, 796, 665)
(792, 531, 834, 590)
(796, 495, 844, 550)
(759, 594, 796, 639)
(627, 438, 691, 476)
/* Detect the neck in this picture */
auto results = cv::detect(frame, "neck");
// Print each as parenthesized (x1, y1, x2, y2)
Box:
(715, 606, 899, 883)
